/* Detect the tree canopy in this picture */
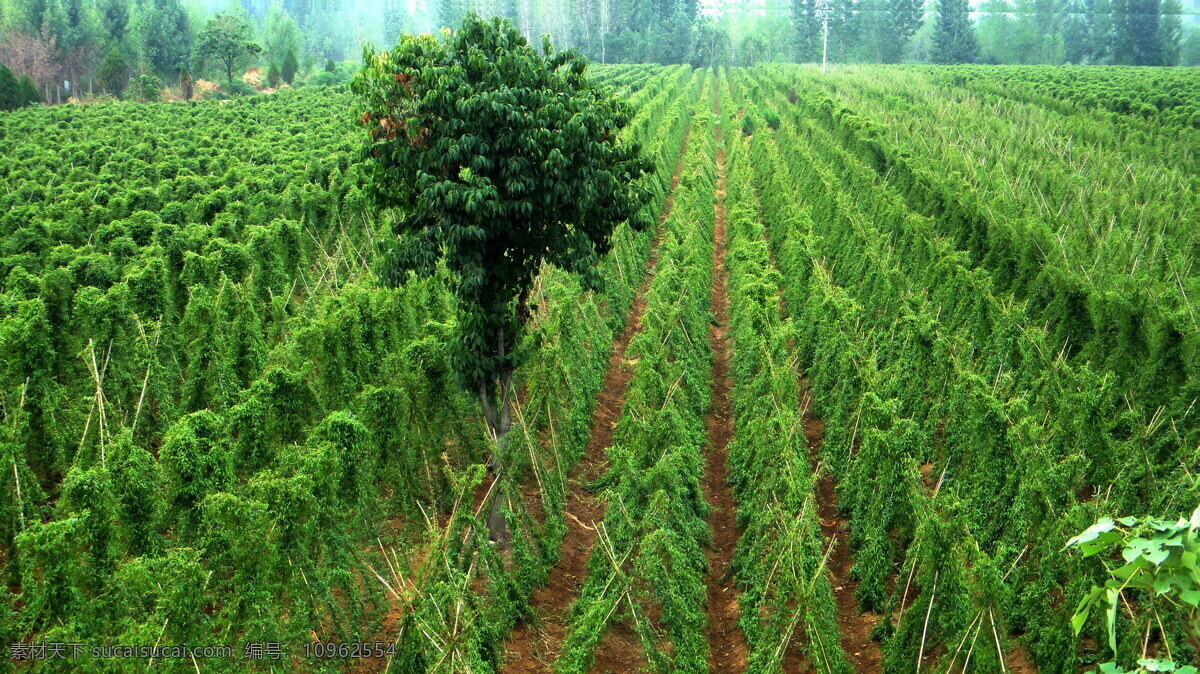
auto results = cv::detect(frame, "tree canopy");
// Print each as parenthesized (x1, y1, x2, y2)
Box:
(196, 9, 262, 83)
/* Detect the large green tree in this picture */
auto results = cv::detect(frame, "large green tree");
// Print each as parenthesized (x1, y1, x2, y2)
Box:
(96, 44, 127, 96)
(932, 0, 978, 62)
(1112, 0, 1161, 64)
(877, 0, 925, 62)
(261, 3, 301, 66)
(1156, 0, 1183, 65)
(352, 14, 652, 544)
(1184, 26, 1200, 66)
(138, 0, 192, 81)
(196, 8, 262, 83)
(790, 0, 823, 61)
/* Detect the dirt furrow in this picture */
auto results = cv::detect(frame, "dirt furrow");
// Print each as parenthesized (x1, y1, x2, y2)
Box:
(804, 404, 884, 672)
(703, 115, 749, 673)
(499, 127, 692, 674)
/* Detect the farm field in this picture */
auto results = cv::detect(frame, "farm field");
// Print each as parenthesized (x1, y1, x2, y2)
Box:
(1, 61, 1198, 673)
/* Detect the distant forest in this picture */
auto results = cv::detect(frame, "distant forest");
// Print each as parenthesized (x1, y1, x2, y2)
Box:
(1, 0, 1197, 107)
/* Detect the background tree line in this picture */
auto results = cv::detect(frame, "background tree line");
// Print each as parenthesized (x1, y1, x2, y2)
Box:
(0, 0, 1196, 111)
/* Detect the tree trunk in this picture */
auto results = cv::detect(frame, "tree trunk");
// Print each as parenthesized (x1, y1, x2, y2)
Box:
(480, 327, 513, 549)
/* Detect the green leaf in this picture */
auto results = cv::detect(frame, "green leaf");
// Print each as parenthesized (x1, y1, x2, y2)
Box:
(1071, 606, 1090, 635)
(1179, 588, 1200, 607)
(1072, 587, 1103, 635)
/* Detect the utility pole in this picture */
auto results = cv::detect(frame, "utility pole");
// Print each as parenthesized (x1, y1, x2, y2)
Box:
(600, 0, 609, 64)
(816, 0, 831, 73)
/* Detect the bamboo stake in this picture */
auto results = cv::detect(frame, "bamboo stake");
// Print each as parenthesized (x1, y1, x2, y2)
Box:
(147, 617, 169, 669)
(945, 611, 983, 673)
(379, 538, 402, 589)
(961, 619, 984, 672)
(897, 549, 919, 625)
(916, 572, 938, 673)
(86, 339, 109, 465)
(988, 608, 1007, 672)
(12, 455, 25, 532)
(131, 362, 153, 435)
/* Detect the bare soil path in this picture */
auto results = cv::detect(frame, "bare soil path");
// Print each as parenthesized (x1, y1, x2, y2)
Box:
(703, 104, 749, 674)
(498, 127, 693, 674)
(803, 401, 884, 672)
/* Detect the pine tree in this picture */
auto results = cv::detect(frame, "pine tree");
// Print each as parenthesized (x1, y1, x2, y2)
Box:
(1112, 0, 1161, 64)
(932, 0, 978, 63)
(790, 0, 822, 61)
(880, 0, 926, 62)
(1062, 0, 1092, 63)
(1183, 26, 1200, 66)
(281, 46, 299, 84)
(1156, 0, 1183, 65)
(18, 76, 40, 106)
(0, 64, 19, 110)
(1088, 0, 1116, 62)
(97, 45, 128, 97)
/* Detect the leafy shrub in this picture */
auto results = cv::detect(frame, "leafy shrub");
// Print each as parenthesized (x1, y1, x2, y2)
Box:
(222, 81, 256, 97)
(130, 74, 163, 103)
(0, 64, 39, 110)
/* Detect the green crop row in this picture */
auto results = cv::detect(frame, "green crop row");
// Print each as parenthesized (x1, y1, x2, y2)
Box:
(920, 65, 1200, 130)
(718, 83, 851, 673)
(737, 67, 1197, 671)
(753, 66, 1199, 456)
(556, 74, 717, 674)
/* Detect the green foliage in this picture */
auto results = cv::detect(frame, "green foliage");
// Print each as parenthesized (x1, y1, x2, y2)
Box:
(261, 3, 302, 67)
(933, 0, 979, 63)
(96, 45, 129, 97)
(559, 74, 712, 673)
(196, 8, 263, 83)
(281, 45, 299, 84)
(354, 15, 652, 402)
(160, 411, 233, 537)
(1067, 509, 1200, 672)
(0, 83, 492, 664)
(129, 72, 162, 102)
(138, 0, 193, 81)
(737, 63, 1199, 673)
(222, 80, 256, 97)
(723, 101, 851, 672)
(0, 59, 1195, 674)
(0, 64, 38, 110)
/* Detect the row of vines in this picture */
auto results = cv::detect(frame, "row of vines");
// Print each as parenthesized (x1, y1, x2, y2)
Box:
(718, 76, 851, 673)
(554, 73, 718, 673)
(729, 64, 1198, 672)
(4, 61, 1196, 673)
